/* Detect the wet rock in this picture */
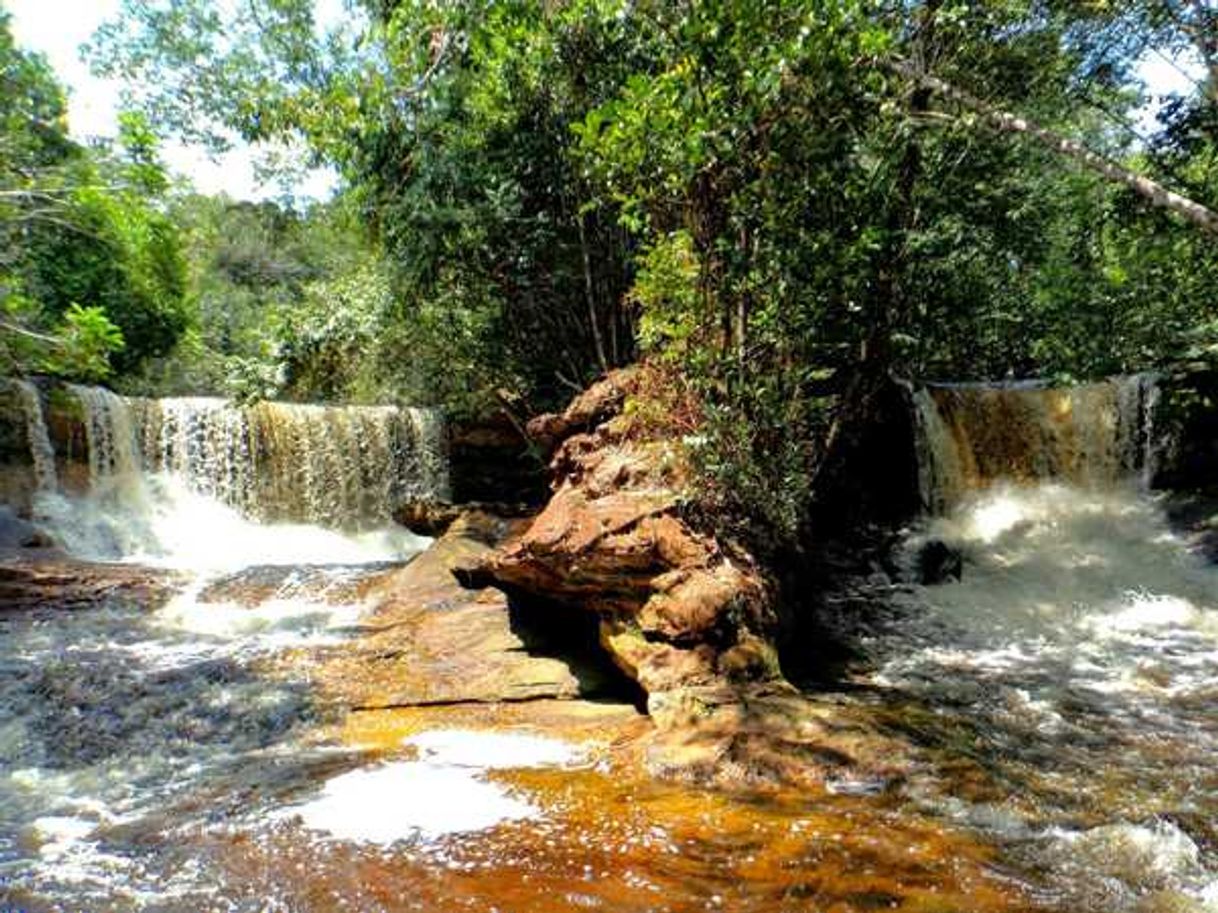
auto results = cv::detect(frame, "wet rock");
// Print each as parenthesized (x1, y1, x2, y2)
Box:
(393, 500, 464, 536)
(470, 367, 908, 787)
(393, 499, 536, 537)
(0, 384, 36, 515)
(0, 554, 182, 613)
(197, 563, 400, 608)
(643, 683, 907, 788)
(448, 412, 548, 505)
(0, 506, 54, 549)
(918, 538, 963, 584)
(309, 512, 630, 711)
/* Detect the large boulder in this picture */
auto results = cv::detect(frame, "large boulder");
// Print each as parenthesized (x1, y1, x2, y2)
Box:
(311, 511, 632, 711)
(481, 370, 780, 700)
(468, 368, 906, 786)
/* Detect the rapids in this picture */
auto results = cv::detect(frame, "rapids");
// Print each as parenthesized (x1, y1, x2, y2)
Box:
(1, 383, 444, 908)
(874, 483, 1218, 912)
(3, 376, 1218, 912)
(871, 377, 1218, 912)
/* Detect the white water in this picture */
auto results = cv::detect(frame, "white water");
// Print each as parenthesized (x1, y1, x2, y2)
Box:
(893, 484, 1218, 701)
(11, 379, 58, 494)
(135, 395, 449, 527)
(879, 375, 1218, 910)
(883, 483, 1218, 911)
(7, 383, 445, 567)
(38, 472, 425, 570)
(287, 731, 584, 844)
(0, 382, 444, 908)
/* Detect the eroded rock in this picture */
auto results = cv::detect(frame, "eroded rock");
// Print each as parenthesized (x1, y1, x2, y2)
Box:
(392, 499, 535, 537)
(310, 511, 635, 712)
(471, 368, 906, 786)
(0, 506, 54, 549)
(0, 552, 182, 613)
(918, 538, 963, 584)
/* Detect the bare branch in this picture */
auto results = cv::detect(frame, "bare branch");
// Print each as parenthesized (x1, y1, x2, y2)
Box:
(0, 319, 62, 347)
(890, 59, 1218, 236)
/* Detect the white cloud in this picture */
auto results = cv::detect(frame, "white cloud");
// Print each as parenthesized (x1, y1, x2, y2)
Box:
(5, 0, 338, 203)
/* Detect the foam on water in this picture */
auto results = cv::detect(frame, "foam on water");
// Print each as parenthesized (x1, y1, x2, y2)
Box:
(1051, 822, 1204, 891)
(404, 729, 586, 769)
(880, 483, 1218, 909)
(0, 383, 451, 908)
(286, 731, 584, 844)
(290, 763, 538, 843)
(38, 473, 426, 571)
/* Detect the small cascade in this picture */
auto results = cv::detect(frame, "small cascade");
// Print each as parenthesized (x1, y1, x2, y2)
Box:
(910, 374, 1162, 510)
(68, 383, 142, 488)
(136, 397, 448, 527)
(10, 379, 58, 495)
(47, 386, 448, 533)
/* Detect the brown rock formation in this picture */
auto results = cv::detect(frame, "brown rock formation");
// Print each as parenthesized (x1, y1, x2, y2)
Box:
(310, 511, 636, 712)
(392, 498, 535, 537)
(447, 411, 548, 505)
(485, 369, 780, 696)
(525, 365, 642, 459)
(0, 550, 183, 613)
(473, 368, 907, 787)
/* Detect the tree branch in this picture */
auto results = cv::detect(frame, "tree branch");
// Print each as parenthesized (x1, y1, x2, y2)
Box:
(0, 319, 62, 347)
(890, 59, 1218, 236)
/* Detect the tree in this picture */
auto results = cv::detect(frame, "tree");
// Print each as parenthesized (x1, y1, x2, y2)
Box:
(89, 0, 644, 410)
(84, 0, 1218, 540)
(0, 12, 143, 380)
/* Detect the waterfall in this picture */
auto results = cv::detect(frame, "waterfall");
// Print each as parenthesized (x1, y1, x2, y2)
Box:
(135, 397, 448, 527)
(10, 379, 58, 495)
(68, 383, 143, 487)
(910, 374, 1162, 510)
(37, 386, 449, 534)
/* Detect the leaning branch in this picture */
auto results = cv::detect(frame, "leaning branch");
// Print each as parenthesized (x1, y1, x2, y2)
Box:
(0, 319, 62, 346)
(889, 59, 1218, 236)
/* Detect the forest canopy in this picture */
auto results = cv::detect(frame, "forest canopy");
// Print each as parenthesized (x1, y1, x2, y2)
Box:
(5, 0, 1217, 534)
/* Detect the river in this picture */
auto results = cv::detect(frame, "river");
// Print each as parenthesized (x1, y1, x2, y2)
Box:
(0, 379, 1215, 912)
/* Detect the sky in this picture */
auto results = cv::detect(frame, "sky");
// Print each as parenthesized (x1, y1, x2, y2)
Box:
(5, 0, 341, 202)
(4, 1, 1207, 201)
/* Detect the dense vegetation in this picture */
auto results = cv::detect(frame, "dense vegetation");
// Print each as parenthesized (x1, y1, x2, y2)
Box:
(5, 0, 1217, 539)
(0, 11, 190, 381)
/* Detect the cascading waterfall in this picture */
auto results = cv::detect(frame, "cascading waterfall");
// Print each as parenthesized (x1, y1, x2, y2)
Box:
(68, 383, 143, 487)
(10, 378, 58, 495)
(62, 389, 448, 530)
(883, 373, 1218, 910)
(909, 373, 1161, 510)
(1, 382, 447, 562)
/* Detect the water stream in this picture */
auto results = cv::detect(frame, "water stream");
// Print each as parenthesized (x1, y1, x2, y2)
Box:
(878, 378, 1218, 911)
(2, 378, 1217, 911)
(1, 383, 441, 909)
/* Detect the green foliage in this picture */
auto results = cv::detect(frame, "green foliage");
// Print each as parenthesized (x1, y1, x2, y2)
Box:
(631, 231, 702, 358)
(84, 0, 1218, 541)
(90, 0, 645, 409)
(0, 11, 188, 382)
(130, 193, 418, 406)
(44, 304, 126, 383)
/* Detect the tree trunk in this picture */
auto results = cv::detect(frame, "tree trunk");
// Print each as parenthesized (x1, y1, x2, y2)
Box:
(577, 211, 610, 374)
(891, 60, 1218, 236)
